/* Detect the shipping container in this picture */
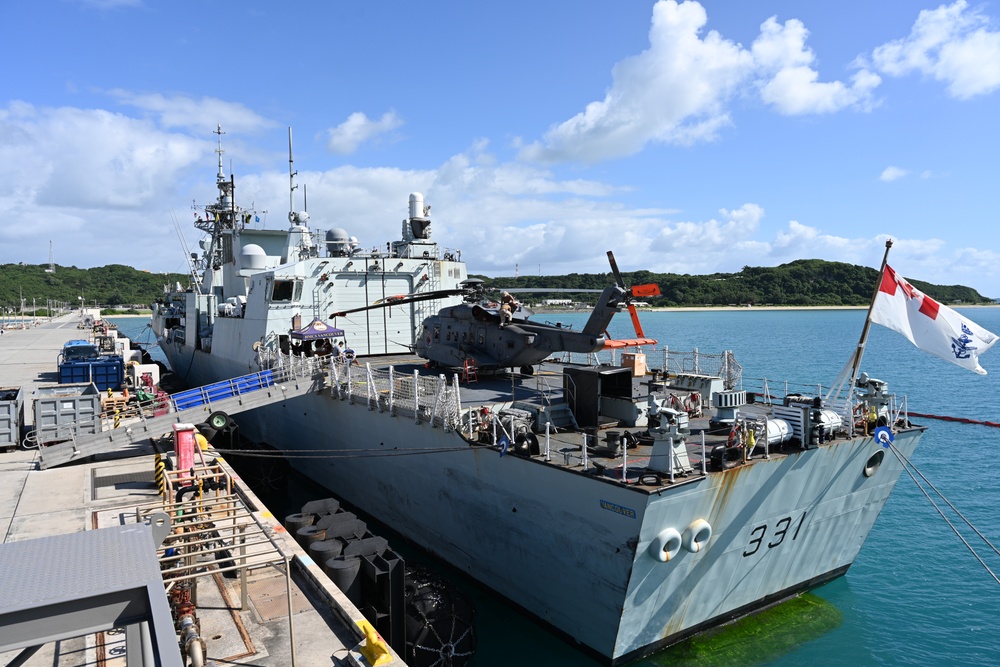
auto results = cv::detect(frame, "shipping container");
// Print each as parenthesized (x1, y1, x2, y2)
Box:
(33, 382, 101, 444)
(0, 386, 24, 448)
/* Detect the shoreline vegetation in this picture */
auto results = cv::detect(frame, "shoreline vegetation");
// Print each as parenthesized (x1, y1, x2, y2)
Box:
(2, 258, 994, 316)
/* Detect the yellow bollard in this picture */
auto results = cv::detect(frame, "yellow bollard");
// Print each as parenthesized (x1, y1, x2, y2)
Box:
(355, 619, 392, 666)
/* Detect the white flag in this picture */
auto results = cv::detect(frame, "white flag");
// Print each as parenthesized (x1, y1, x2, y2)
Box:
(870, 265, 997, 374)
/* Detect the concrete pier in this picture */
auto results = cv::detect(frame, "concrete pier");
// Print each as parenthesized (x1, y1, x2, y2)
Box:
(0, 315, 404, 666)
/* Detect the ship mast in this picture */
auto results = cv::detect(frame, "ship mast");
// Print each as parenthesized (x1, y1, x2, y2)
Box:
(288, 127, 298, 219)
(216, 124, 226, 185)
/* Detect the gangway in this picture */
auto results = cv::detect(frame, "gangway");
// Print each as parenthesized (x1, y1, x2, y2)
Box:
(37, 361, 327, 469)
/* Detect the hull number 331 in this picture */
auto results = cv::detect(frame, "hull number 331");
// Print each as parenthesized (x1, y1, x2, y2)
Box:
(743, 512, 807, 557)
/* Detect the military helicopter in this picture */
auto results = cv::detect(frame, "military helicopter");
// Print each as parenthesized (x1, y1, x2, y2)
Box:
(330, 251, 661, 375)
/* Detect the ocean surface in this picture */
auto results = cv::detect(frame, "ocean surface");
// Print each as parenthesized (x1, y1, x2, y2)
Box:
(112, 308, 1000, 666)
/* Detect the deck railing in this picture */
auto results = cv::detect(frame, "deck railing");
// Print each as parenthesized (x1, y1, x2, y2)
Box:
(324, 357, 462, 431)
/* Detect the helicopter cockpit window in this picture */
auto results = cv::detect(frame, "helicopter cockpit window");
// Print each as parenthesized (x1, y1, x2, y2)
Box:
(271, 279, 302, 302)
(433, 325, 441, 341)
(477, 328, 485, 345)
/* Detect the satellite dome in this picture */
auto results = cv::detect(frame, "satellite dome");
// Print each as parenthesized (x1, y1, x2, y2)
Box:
(326, 228, 350, 243)
(241, 243, 267, 271)
(326, 227, 352, 257)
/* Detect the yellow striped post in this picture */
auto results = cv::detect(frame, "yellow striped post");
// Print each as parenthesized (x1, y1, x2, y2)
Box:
(154, 454, 166, 497)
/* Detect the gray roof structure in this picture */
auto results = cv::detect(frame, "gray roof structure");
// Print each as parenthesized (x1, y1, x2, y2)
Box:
(0, 513, 181, 666)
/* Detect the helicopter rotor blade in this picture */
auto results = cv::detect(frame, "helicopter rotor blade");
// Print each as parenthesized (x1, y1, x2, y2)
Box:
(330, 288, 465, 318)
(630, 283, 661, 298)
(606, 250, 657, 338)
(606, 250, 627, 291)
(627, 302, 646, 338)
(499, 288, 605, 293)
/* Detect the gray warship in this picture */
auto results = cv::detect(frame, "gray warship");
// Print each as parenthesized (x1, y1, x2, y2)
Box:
(150, 130, 923, 664)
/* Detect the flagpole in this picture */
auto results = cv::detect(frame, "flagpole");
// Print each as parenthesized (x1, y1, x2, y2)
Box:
(848, 239, 894, 388)
(823, 239, 893, 413)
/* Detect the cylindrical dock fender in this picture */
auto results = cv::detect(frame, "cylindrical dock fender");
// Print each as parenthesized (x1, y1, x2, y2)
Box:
(283, 512, 315, 533)
(648, 527, 683, 562)
(296, 525, 327, 548)
(309, 539, 344, 562)
(324, 556, 362, 605)
(682, 519, 713, 553)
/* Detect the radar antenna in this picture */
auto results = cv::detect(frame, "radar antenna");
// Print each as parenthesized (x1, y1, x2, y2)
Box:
(288, 127, 298, 216)
(214, 124, 226, 182)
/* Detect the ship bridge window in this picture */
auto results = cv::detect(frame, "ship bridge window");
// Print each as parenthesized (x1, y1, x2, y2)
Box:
(271, 279, 303, 302)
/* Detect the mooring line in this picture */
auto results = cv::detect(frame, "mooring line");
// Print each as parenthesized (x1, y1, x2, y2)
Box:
(908, 412, 1000, 428)
(888, 442, 1000, 586)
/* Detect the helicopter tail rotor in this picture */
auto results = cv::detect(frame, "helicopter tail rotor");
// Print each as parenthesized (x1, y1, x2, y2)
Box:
(606, 251, 661, 340)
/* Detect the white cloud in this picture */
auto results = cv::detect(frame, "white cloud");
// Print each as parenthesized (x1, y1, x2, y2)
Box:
(520, 1, 752, 163)
(753, 17, 881, 115)
(880, 166, 908, 181)
(0, 101, 216, 272)
(2, 102, 997, 295)
(325, 111, 404, 155)
(109, 90, 274, 133)
(871, 0, 1000, 99)
(520, 1, 880, 164)
(0, 101, 208, 210)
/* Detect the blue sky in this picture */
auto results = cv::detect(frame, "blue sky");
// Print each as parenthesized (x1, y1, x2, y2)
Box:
(2, 1, 999, 295)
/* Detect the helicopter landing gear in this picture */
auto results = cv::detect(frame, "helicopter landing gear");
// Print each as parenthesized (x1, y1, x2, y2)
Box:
(519, 365, 534, 376)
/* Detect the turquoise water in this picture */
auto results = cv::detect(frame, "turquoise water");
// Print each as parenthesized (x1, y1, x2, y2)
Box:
(111, 310, 1000, 665)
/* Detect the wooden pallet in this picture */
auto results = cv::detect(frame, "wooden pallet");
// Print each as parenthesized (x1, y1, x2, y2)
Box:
(101, 397, 138, 418)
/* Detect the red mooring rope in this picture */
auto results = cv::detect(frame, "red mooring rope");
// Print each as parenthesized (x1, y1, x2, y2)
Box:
(909, 412, 1000, 428)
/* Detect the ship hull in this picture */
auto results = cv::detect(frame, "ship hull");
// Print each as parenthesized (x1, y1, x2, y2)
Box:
(158, 342, 922, 664)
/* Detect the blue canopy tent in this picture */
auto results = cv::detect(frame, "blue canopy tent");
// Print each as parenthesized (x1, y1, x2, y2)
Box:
(290, 318, 344, 341)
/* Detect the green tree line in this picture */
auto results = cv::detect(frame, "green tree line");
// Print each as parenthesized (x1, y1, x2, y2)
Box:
(480, 259, 993, 307)
(2, 258, 990, 312)
(0, 263, 188, 312)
